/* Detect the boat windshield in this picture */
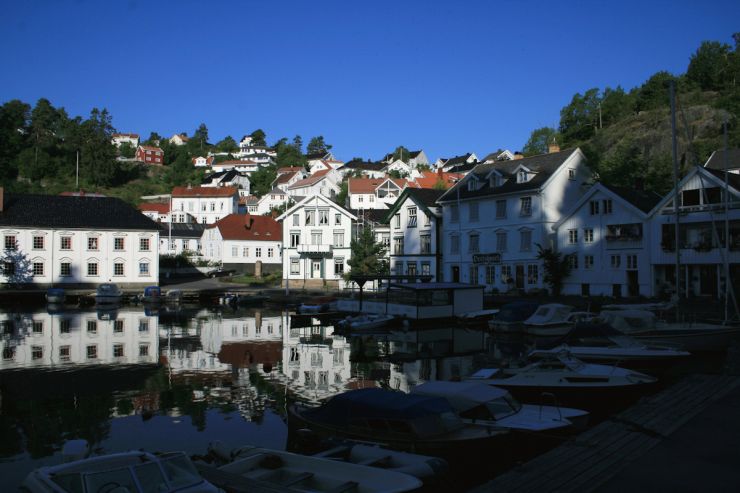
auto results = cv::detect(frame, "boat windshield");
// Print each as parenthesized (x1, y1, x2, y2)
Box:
(485, 394, 522, 420)
(159, 453, 203, 489)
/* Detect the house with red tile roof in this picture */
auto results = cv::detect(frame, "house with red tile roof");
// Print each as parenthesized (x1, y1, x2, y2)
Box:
(347, 177, 407, 210)
(171, 186, 239, 224)
(200, 214, 282, 274)
(138, 202, 171, 223)
(287, 169, 340, 200)
(409, 169, 464, 190)
(135, 145, 164, 165)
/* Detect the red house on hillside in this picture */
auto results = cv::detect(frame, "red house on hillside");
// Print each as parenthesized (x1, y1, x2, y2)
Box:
(135, 145, 164, 165)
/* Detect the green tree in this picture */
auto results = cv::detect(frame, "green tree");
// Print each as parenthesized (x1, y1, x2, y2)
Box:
(192, 123, 208, 150)
(687, 40, 733, 91)
(215, 135, 238, 153)
(559, 88, 600, 144)
(392, 146, 410, 162)
(292, 135, 303, 153)
(634, 71, 675, 112)
(274, 136, 306, 168)
(336, 180, 349, 207)
(345, 226, 389, 279)
(600, 86, 635, 126)
(522, 127, 559, 156)
(536, 244, 572, 296)
(250, 129, 267, 146)
(118, 141, 136, 158)
(144, 132, 162, 145)
(78, 108, 119, 187)
(250, 164, 277, 196)
(595, 138, 644, 187)
(0, 99, 30, 183)
(307, 135, 332, 154)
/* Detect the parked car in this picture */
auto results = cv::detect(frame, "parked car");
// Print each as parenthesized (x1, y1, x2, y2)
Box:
(207, 268, 236, 278)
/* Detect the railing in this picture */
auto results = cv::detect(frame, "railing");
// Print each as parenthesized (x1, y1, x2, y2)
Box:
(297, 244, 332, 254)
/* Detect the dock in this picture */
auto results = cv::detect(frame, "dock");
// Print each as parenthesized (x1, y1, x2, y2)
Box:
(471, 371, 740, 493)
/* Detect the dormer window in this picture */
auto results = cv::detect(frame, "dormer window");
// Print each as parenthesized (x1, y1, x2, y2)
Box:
(467, 180, 477, 191)
(489, 175, 500, 188)
(517, 170, 528, 183)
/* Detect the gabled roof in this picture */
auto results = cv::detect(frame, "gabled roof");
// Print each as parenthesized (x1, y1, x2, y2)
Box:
(288, 169, 331, 189)
(0, 194, 159, 231)
(305, 151, 332, 161)
(202, 169, 248, 185)
(264, 187, 287, 196)
(412, 170, 463, 189)
(208, 214, 282, 241)
(375, 177, 407, 190)
(216, 159, 258, 166)
(704, 149, 740, 171)
(276, 194, 357, 222)
(138, 145, 163, 153)
(443, 161, 478, 173)
(438, 148, 581, 203)
(112, 133, 139, 139)
(138, 202, 170, 214)
(192, 156, 214, 165)
(381, 150, 423, 163)
(340, 160, 385, 172)
(172, 186, 238, 198)
(349, 208, 390, 225)
(442, 153, 475, 167)
(277, 166, 305, 174)
(648, 165, 740, 217)
(601, 184, 662, 214)
(240, 195, 259, 206)
(383, 188, 445, 222)
(158, 222, 206, 238)
(348, 178, 385, 194)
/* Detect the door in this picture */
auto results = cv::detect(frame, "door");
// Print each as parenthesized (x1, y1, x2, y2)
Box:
(699, 265, 718, 298)
(515, 264, 525, 289)
(451, 266, 460, 283)
(627, 271, 639, 297)
(312, 260, 321, 279)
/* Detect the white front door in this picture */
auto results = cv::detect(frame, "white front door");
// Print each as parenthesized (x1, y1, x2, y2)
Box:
(312, 260, 321, 278)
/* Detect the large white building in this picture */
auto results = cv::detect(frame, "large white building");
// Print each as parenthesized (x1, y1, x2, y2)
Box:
(277, 194, 356, 289)
(287, 170, 341, 201)
(170, 186, 239, 224)
(437, 147, 592, 291)
(200, 214, 283, 274)
(0, 190, 160, 288)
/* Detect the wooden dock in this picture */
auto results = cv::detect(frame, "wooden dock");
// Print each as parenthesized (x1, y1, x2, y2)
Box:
(471, 373, 740, 493)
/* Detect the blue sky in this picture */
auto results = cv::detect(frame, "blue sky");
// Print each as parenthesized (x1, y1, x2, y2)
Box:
(1, 0, 738, 162)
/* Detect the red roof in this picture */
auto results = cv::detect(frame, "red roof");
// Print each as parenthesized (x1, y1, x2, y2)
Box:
(138, 145, 163, 153)
(172, 186, 238, 198)
(209, 214, 282, 241)
(112, 133, 139, 139)
(288, 169, 330, 189)
(138, 202, 170, 214)
(217, 160, 258, 166)
(240, 195, 259, 205)
(348, 178, 385, 193)
(277, 166, 304, 174)
(275, 171, 300, 185)
(412, 170, 463, 189)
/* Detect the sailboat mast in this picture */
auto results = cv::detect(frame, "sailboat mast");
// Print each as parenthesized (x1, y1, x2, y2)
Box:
(723, 121, 730, 322)
(670, 80, 681, 314)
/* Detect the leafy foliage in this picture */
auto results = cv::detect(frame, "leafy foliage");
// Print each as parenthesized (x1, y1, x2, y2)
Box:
(523, 127, 560, 156)
(307, 135, 332, 154)
(345, 226, 389, 279)
(250, 164, 277, 196)
(249, 129, 267, 146)
(535, 244, 572, 296)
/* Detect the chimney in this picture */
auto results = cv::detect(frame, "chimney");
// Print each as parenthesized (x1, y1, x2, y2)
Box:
(513, 152, 524, 160)
(548, 138, 560, 154)
(0, 187, 4, 212)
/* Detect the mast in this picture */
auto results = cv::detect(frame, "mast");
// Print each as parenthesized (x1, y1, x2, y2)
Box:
(723, 121, 730, 322)
(670, 80, 681, 318)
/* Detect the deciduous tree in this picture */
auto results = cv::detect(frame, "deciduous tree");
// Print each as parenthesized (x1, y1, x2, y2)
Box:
(522, 127, 559, 156)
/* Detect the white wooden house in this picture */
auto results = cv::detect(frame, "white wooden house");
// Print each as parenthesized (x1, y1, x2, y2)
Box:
(170, 186, 239, 224)
(287, 170, 340, 201)
(200, 214, 282, 275)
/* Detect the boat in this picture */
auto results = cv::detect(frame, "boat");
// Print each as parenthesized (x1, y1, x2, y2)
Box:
(522, 304, 575, 337)
(489, 301, 540, 333)
(298, 297, 337, 314)
(457, 308, 500, 327)
(465, 350, 657, 410)
(338, 313, 395, 332)
(289, 388, 509, 457)
(598, 309, 740, 352)
(410, 380, 588, 432)
(95, 283, 122, 305)
(165, 289, 183, 304)
(22, 450, 220, 493)
(208, 445, 423, 493)
(221, 292, 269, 306)
(141, 285, 162, 304)
(45, 288, 66, 304)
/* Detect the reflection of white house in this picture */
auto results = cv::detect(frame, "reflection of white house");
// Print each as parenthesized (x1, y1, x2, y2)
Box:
(0, 308, 159, 370)
(200, 214, 283, 274)
(554, 183, 661, 297)
(170, 186, 239, 224)
(278, 194, 356, 289)
(0, 191, 160, 288)
(437, 147, 592, 291)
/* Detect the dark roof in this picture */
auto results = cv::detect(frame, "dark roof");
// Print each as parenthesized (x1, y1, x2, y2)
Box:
(443, 153, 474, 167)
(438, 148, 579, 202)
(0, 194, 159, 231)
(201, 169, 246, 184)
(383, 188, 445, 222)
(158, 223, 207, 238)
(340, 160, 385, 171)
(705, 149, 740, 171)
(601, 183, 662, 214)
(444, 161, 478, 173)
(349, 208, 390, 225)
(704, 168, 740, 191)
(305, 152, 330, 160)
(382, 150, 422, 163)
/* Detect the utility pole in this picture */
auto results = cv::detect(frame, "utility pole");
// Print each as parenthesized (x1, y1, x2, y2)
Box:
(76, 151, 79, 189)
(670, 80, 681, 320)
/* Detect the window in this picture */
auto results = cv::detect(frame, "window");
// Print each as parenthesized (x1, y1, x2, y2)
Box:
(243, 247, 249, 257)
(335, 213, 342, 226)
(293, 214, 300, 226)
(469, 233, 480, 253)
(420, 234, 431, 254)
(113, 344, 124, 358)
(305, 210, 315, 225)
(469, 202, 479, 222)
(290, 258, 300, 274)
(33, 321, 43, 333)
(201, 202, 207, 211)
(589, 200, 600, 215)
(496, 231, 507, 252)
(469, 265, 478, 283)
(33, 236, 44, 250)
(486, 265, 495, 284)
(268, 248, 274, 258)
(33, 262, 44, 276)
(520, 230, 532, 252)
(627, 255, 638, 270)
(568, 229, 578, 244)
(393, 237, 404, 255)
(139, 238, 150, 251)
(311, 231, 322, 244)
(568, 168, 576, 180)
(87, 262, 98, 276)
(87, 237, 98, 250)
(333, 231, 344, 247)
(3, 261, 14, 276)
(394, 213, 401, 228)
(501, 265, 512, 283)
(139, 262, 150, 276)
(518, 170, 527, 183)
(60, 236, 72, 250)
(334, 258, 344, 276)
(3, 346, 15, 360)
(584, 255, 594, 269)
(60, 320, 70, 334)
(319, 210, 329, 225)
(358, 196, 363, 203)
(232, 246, 238, 256)
(138, 319, 149, 332)
(584, 228, 594, 243)
(568, 254, 578, 269)
(450, 204, 459, 223)
(450, 235, 459, 254)
(407, 262, 417, 277)
(87, 320, 97, 333)
(290, 232, 300, 248)
(32, 346, 43, 360)
(408, 207, 418, 227)
(139, 344, 149, 357)
(4, 235, 17, 250)
(520, 197, 532, 216)
(467, 179, 477, 191)
(527, 264, 539, 284)
(114, 320, 124, 333)
(611, 255, 621, 268)
(603, 199, 613, 214)
(210, 202, 215, 211)
(59, 345, 71, 361)
(255, 248, 262, 258)
(86, 345, 97, 359)
(496, 200, 507, 219)
(114, 262, 124, 276)
(114, 238, 124, 250)
(421, 262, 431, 276)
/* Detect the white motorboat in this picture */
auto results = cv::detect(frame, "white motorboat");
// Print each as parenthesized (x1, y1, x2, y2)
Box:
(489, 302, 540, 333)
(95, 283, 122, 305)
(522, 304, 575, 337)
(338, 313, 394, 332)
(215, 447, 422, 493)
(466, 350, 657, 410)
(598, 309, 740, 352)
(411, 380, 588, 432)
(22, 450, 219, 493)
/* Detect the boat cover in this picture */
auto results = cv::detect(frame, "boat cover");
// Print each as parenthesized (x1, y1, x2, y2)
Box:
(411, 381, 509, 411)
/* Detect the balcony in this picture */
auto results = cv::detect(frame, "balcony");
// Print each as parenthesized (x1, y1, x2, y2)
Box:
(297, 244, 333, 255)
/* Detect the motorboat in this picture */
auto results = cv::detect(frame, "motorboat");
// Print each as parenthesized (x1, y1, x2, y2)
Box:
(457, 308, 500, 327)
(95, 283, 122, 305)
(410, 381, 588, 432)
(338, 313, 395, 332)
(208, 445, 423, 493)
(22, 450, 220, 493)
(522, 304, 575, 337)
(289, 388, 509, 457)
(141, 285, 162, 304)
(465, 350, 657, 410)
(298, 297, 338, 314)
(45, 288, 66, 304)
(489, 302, 539, 333)
(598, 309, 740, 352)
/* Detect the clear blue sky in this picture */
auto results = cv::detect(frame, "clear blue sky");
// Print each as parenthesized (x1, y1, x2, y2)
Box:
(1, 0, 737, 162)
